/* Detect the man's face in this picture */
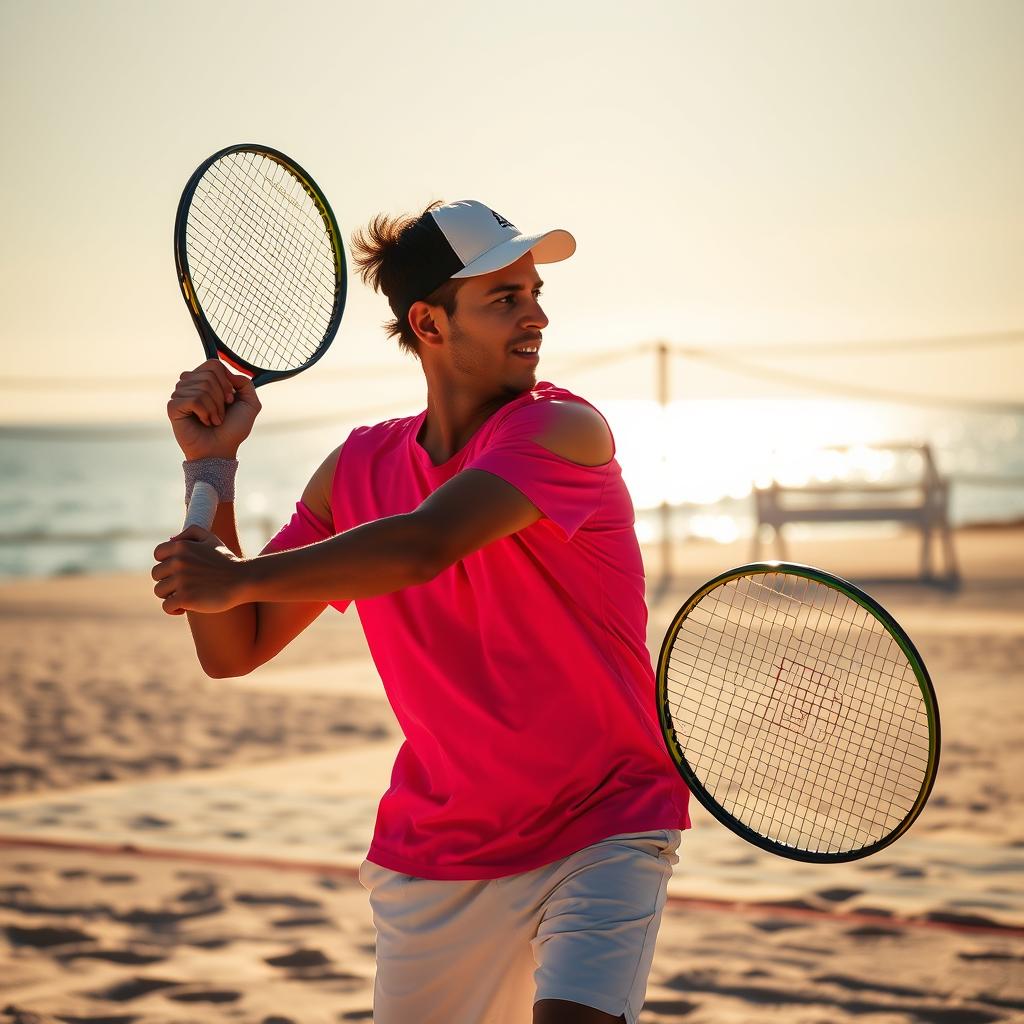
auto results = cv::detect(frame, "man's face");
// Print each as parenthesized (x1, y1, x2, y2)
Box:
(440, 252, 549, 394)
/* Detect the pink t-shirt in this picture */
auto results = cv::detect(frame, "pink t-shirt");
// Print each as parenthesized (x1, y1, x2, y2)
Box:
(266, 382, 691, 879)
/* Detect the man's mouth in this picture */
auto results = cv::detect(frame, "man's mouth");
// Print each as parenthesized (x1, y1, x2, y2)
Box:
(510, 342, 541, 360)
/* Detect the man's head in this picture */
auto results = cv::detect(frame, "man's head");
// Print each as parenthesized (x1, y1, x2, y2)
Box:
(350, 200, 575, 362)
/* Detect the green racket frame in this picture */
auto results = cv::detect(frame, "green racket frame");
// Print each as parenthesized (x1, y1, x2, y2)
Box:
(173, 143, 347, 387)
(656, 561, 941, 863)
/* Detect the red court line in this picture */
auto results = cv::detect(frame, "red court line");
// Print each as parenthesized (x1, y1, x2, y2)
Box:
(1, 834, 1021, 940)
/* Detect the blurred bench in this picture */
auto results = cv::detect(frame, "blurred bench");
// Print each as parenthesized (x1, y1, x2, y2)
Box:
(752, 443, 960, 587)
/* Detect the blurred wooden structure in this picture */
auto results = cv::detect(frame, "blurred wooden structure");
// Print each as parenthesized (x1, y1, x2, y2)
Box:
(752, 443, 960, 588)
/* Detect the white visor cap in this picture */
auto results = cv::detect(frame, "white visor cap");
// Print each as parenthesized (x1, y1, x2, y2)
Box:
(431, 200, 576, 279)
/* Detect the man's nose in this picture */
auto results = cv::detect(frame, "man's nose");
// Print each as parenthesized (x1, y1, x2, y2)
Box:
(522, 297, 549, 329)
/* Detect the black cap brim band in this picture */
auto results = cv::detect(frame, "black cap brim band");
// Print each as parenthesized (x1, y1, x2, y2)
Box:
(388, 217, 466, 321)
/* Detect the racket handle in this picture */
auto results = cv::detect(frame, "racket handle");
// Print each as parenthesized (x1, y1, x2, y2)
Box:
(184, 480, 219, 531)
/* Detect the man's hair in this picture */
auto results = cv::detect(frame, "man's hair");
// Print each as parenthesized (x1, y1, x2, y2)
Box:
(350, 200, 463, 358)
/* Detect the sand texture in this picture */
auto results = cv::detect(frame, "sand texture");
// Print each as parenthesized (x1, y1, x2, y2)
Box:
(1, 526, 1022, 1022)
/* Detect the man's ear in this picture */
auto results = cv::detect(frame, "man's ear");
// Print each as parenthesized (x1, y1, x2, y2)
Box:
(408, 300, 445, 348)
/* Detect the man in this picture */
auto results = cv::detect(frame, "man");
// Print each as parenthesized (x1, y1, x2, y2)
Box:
(153, 199, 691, 1024)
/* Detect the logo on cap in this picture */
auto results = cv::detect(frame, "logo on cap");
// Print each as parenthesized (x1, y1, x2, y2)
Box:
(490, 209, 516, 231)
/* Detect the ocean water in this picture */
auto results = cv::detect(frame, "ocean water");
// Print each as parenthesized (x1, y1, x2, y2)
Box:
(0, 398, 1021, 578)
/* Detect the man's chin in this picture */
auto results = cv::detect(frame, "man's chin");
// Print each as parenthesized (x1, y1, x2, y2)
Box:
(511, 368, 537, 392)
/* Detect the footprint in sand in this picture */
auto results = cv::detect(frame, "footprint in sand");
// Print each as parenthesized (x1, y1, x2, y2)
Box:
(126, 814, 172, 829)
(3, 1006, 139, 1024)
(87, 976, 181, 1002)
(858, 862, 925, 878)
(5, 924, 96, 948)
(264, 948, 367, 988)
(845, 924, 903, 938)
(923, 909, 1019, 932)
(660, 971, 1005, 1023)
(236, 892, 323, 909)
(115, 901, 225, 926)
(271, 915, 333, 928)
(815, 887, 862, 903)
(750, 920, 806, 933)
(166, 989, 242, 1004)
(266, 948, 332, 969)
(639, 999, 701, 1017)
(175, 882, 218, 903)
(61, 947, 167, 966)
(957, 950, 1024, 962)
(2, 892, 110, 917)
(812, 973, 928, 999)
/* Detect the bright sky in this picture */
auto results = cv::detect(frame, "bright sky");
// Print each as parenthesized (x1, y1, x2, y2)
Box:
(1, 0, 1022, 423)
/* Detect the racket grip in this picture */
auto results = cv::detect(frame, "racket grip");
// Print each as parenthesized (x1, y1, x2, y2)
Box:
(183, 480, 219, 531)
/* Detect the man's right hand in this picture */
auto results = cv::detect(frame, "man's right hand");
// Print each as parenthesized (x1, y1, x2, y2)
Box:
(168, 359, 262, 461)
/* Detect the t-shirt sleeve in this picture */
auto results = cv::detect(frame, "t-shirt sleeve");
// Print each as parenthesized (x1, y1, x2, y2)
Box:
(263, 499, 335, 553)
(263, 500, 350, 613)
(464, 399, 611, 541)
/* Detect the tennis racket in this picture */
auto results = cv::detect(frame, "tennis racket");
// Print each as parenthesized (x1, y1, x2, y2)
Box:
(174, 143, 346, 531)
(657, 562, 940, 862)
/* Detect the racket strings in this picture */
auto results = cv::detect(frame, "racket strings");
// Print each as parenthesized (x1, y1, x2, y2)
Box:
(188, 196, 321, 371)
(664, 573, 932, 855)
(208, 151, 336, 308)
(746, 580, 923, 848)
(700, 589, 925, 851)
(192, 155, 333, 366)
(185, 150, 339, 371)
(210, 153, 336, 310)
(691, 584, 926, 851)
(191, 164, 306, 352)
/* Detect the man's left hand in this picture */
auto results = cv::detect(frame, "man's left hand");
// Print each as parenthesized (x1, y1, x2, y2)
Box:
(152, 526, 250, 615)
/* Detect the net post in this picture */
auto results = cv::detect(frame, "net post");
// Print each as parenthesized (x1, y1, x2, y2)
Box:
(657, 340, 672, 593)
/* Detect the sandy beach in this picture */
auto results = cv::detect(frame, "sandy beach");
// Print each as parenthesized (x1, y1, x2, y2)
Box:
(1, 525, 1022, 1023)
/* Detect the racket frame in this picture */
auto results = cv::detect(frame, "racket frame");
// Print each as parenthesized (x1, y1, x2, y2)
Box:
(656, 560, 941, 863)
(173, 143, 347, 387)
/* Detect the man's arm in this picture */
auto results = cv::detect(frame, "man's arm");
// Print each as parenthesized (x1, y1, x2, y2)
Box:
(180, 449, 339, 678)
(159, 358, 339, 678)
(154, 399, 612, 615)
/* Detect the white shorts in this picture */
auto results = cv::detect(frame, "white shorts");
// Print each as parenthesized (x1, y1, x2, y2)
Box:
(358, 828, 682, 1024)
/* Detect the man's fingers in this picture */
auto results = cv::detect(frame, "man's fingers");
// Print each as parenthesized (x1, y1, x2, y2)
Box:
(152, 529, 211, 569)
(192, 392, 222, 427)
(195, 363, 236, 404)
(192, 359, 236, 399)
(168, 387, 223, 427)
(153, 539, 175, 562)
(174, 366, 235, 414)
(177, 360, 246, 404)
(173, 526, 212, 543)
(227, 371, 261, 410)
(207, 360, 237, 401)
(184, 384, 225, 426)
